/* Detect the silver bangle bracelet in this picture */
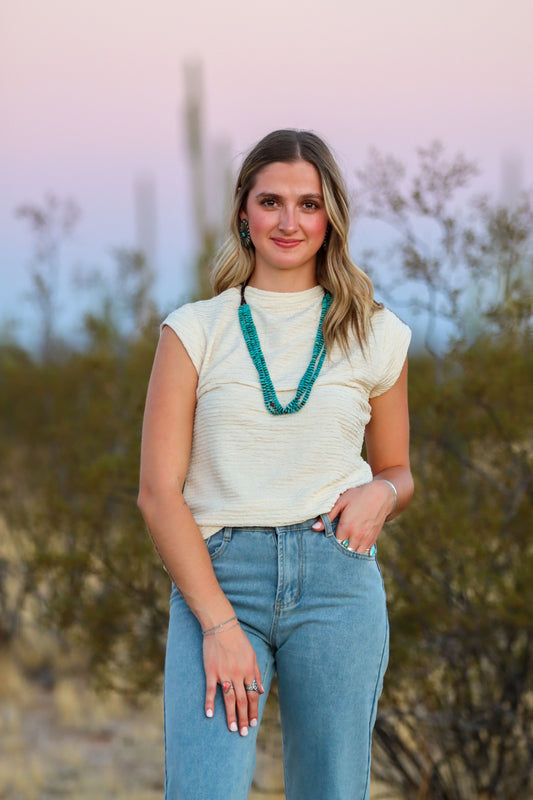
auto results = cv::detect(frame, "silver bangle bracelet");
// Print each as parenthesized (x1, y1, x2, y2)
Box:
(379, 479, 398, 514)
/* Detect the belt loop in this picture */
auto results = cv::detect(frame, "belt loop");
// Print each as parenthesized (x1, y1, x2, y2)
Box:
(223, 527, 232, 543)
(320, 513, 333, 537)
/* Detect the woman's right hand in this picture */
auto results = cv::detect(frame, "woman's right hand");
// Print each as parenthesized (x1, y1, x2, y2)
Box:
(203, 623, 264, 736)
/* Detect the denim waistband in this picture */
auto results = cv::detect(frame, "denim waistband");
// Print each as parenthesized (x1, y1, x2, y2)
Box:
(217, 514, 338, 537)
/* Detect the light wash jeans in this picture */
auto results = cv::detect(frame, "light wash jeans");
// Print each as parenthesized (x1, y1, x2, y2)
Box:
(164, 514, 389, 800)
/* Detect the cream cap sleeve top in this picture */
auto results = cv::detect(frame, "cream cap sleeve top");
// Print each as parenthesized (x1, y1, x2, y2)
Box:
(162, 285, 411, 539)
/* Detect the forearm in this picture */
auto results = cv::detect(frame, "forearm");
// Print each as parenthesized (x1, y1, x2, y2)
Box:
(138, 488, 234, 630)
(372, 466, 414, 521)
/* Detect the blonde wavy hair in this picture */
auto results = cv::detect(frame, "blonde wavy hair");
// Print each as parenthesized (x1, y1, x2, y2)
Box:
(212, 129, 381, 352)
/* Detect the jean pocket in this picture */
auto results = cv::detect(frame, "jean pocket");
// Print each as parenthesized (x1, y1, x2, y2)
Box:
(327, 529, 377, 561)
(205, 528, 231, 561)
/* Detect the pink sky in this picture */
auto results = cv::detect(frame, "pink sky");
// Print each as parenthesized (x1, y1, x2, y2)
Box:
(1, 0, 532, 341)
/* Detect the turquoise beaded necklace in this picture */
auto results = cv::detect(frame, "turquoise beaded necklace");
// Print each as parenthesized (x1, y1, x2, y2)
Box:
(238, 282, 332, 416)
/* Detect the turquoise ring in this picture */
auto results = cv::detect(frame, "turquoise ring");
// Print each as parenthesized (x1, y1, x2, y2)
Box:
(342, 539, 350, 547)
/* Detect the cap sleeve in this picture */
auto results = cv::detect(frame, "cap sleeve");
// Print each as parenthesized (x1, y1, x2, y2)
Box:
(161, 303, 206, 373)
(369, 308, 412, 398)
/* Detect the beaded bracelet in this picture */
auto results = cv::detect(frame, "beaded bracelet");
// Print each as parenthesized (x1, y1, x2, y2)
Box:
(202, 615, 238, 636)
(379, 479, 398, 515)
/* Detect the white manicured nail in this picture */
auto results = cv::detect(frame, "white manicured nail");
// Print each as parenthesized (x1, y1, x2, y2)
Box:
(230, 721, 238, 732)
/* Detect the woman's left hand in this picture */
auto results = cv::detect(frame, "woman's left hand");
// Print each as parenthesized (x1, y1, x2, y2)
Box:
(311, 481, 395, 553)
(313, 360, 414, 550)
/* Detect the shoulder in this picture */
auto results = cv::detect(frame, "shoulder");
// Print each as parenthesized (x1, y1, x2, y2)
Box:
(161, 288, 241, 373)
(366, 305, 412, 357)
(163, 287, 240, 329)
(370, 305, 411, 341)
(367, 306, 411, 397)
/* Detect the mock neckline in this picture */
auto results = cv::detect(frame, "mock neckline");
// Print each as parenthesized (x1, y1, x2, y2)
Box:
(235, 284, 325, 310)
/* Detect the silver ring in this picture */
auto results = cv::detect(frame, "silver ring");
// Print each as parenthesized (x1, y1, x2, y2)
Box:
(245, 679, 259, 693)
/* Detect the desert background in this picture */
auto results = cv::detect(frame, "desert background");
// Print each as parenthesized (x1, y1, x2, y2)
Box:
(1, 1, 532, 798)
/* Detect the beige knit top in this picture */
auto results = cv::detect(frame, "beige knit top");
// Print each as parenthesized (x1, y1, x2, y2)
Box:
(162, 285, 411, 539)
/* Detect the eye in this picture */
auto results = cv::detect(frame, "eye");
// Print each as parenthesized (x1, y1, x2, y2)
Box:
(260, 197, 279, 208)
(302, 201, 319, 210)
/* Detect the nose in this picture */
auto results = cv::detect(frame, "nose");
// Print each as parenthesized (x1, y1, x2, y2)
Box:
(278, 205, 298, 233)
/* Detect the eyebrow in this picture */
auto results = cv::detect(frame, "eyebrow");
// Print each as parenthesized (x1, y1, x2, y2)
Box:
(254, 191, 324, 201)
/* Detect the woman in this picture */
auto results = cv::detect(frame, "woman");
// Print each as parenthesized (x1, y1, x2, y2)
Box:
(138, 129, 414, 800)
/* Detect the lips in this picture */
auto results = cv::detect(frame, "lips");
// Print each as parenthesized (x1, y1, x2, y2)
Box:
(271, 238, 302, 248)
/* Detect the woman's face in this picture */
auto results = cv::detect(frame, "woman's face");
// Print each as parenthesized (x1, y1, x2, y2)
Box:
(241, 160, 329, 288)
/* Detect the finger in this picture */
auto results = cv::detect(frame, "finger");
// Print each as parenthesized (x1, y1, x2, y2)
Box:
(328, 496, 344, 520)
(221, 681, 239, 733)
(245, 676, 261, 727)
(336, 533, 352, 548)
(325, 497, 345, 530)
(356, 542, 377, 556)
(334, 517, 351, 543)
(234, 683, 250, 736)
(205, 675, 217, 718)
(339, 533, 365, 551)
(311, 509, 335, 531)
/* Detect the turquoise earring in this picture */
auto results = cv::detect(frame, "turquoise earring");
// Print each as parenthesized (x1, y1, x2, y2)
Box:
(239, 218, 252, 248)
